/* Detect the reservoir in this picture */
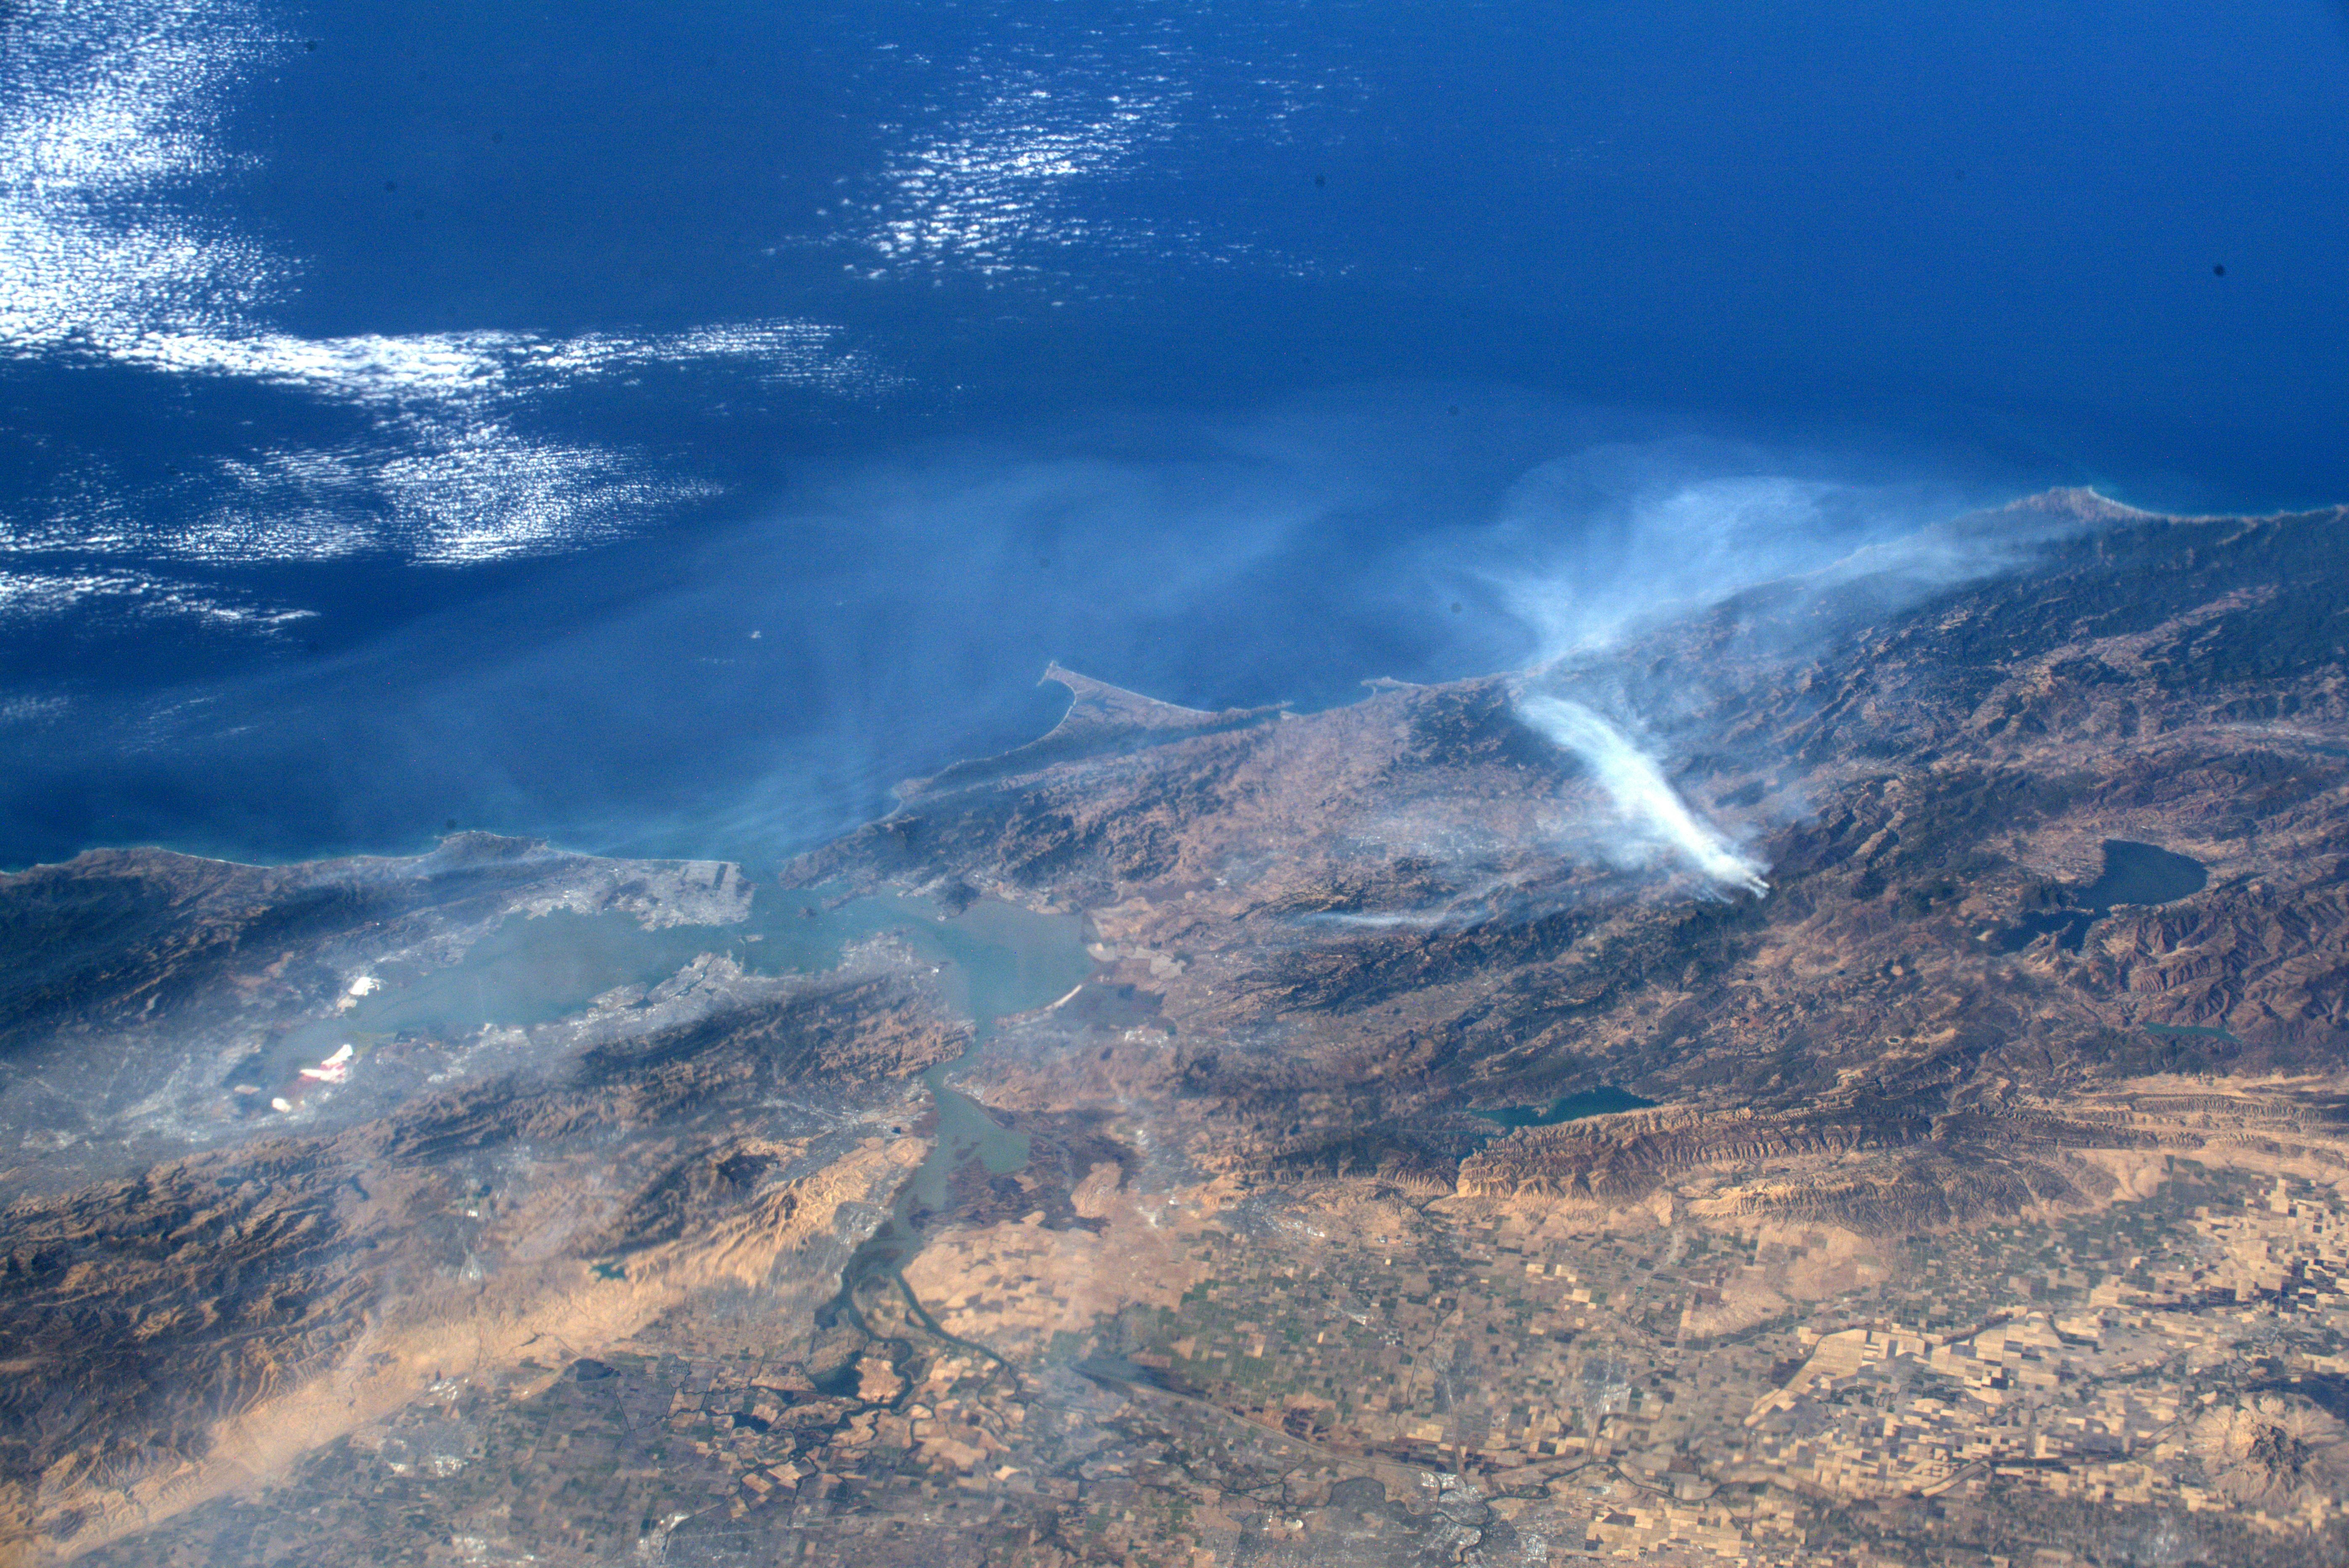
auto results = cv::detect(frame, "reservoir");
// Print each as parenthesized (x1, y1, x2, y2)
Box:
(1998, 840, 2208, 954)
(1472, 1086, 1657, 1131)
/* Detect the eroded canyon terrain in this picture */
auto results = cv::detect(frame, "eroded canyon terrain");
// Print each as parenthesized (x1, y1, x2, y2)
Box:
(5, 490, 2349, 1567)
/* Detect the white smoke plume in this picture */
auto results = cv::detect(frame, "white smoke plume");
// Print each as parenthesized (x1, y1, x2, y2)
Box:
(1517, 692, 1767, 897)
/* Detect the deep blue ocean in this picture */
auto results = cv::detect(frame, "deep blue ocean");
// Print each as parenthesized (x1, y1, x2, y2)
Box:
(4, 0, 2346, 870)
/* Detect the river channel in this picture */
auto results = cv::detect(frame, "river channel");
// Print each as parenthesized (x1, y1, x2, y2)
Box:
(807, 895, 1095, 1365)
(244, 878, 1095, 1357)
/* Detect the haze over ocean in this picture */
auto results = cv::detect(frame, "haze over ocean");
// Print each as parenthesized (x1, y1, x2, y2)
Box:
(4, 0, 2345, 869)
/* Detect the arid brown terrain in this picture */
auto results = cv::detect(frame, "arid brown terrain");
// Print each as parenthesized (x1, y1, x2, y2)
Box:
(4, 489, 2349, 1566)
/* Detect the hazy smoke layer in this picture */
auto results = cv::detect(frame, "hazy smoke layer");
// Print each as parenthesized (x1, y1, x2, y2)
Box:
(0, 387, 2055, 871)
(1517, 692, 1767, 896)
(1472, 447, 2018, 667)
